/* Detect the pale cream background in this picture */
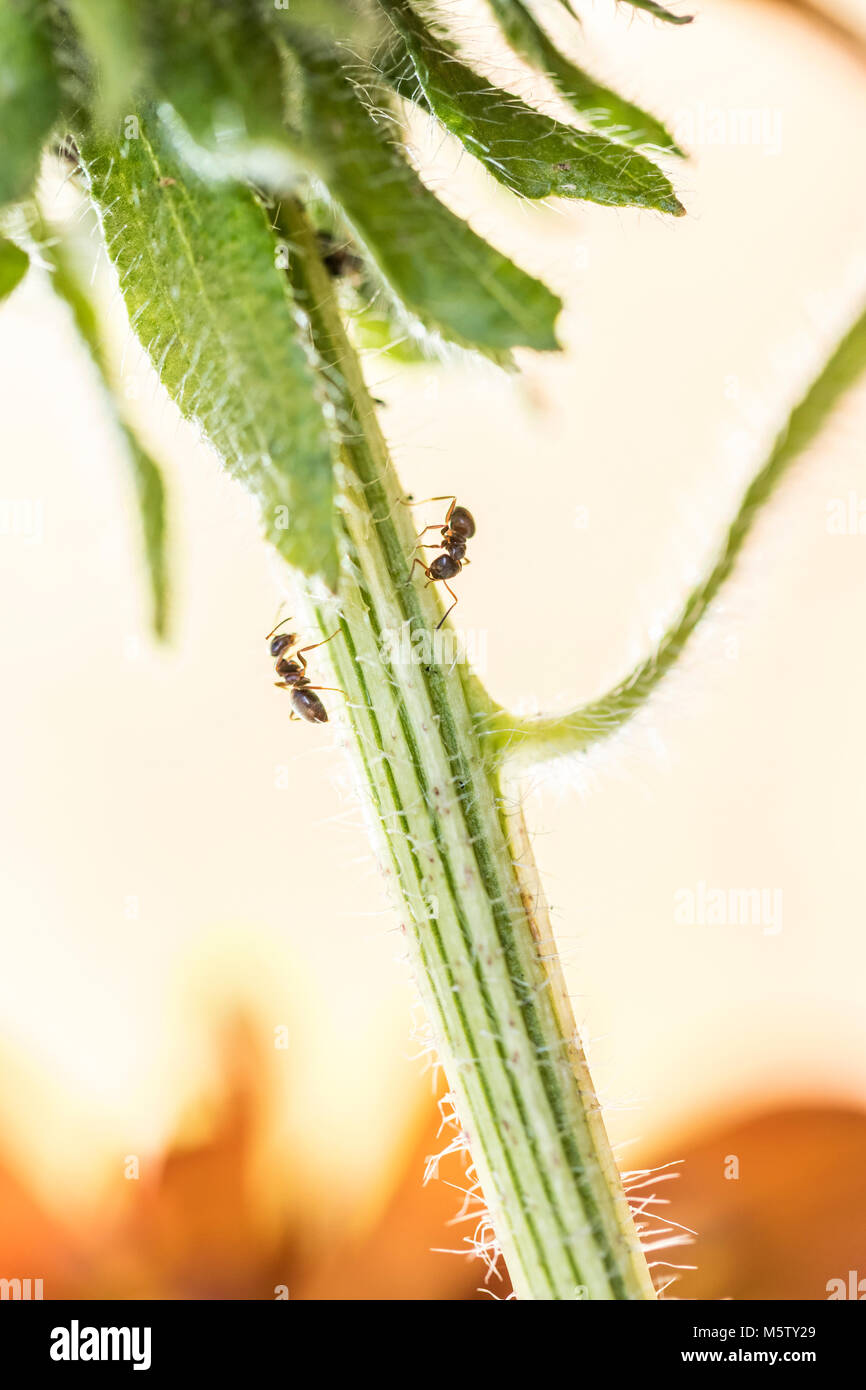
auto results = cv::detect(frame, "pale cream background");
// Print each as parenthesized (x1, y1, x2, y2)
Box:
(0, 0, 865, 1241)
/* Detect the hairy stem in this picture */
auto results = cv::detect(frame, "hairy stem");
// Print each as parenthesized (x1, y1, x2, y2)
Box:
(278, 197, 654, 1300)
(482, 301, 866, 768)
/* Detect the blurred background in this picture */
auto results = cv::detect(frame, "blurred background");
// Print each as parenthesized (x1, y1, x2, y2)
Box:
(1, 0, 865, 1300)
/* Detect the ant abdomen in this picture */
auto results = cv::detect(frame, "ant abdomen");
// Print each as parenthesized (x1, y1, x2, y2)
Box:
(293, 687, 329, 723)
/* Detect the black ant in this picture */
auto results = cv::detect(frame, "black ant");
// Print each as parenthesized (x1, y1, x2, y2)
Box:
(315, 229, 363, 282)
(267, 619, 341, 724)
(405, 495, 476, 629)
(52, 136, 82, 171)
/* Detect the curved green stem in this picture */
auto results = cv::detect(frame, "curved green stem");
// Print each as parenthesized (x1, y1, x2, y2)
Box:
(482, 301, 866, 769)
(279, 197, 655, 1300)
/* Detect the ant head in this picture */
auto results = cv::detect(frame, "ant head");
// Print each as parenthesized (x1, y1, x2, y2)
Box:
(267, 618, 297, 658)
(270, 632, 296, 658)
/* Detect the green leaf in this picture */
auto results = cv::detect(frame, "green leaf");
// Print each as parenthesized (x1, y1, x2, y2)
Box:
(486, 0, 683, 155)
(349, 308, 432, 363)
(33, 209, 172, 638)
(142, 0, 296, 186)
(377, 0, 683, 213)
(270, 0, 387, 52)
(283, 27, 562, 354)
(302, 196, 432, 363)
(121, 424, 170, 639)
(0, 0, 62, 205)
(484, 300, 866, 765)
(81, 109, 340, 587)
(619, 0, 693, 26)
(63, 0, 145, 124)
(0, 236, 29, 299)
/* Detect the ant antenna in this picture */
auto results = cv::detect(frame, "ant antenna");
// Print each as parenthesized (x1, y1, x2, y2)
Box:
(266, 616, 295, 641)
(399, 495, 456, 508)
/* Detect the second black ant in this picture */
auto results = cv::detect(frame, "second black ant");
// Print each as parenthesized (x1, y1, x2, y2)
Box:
(267, 620, 342, 724)
(405, 495, 476, 629)
(316, 229, 364, 282)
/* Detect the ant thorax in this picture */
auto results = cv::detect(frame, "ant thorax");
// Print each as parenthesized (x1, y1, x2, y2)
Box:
(275, 657, 303, 684)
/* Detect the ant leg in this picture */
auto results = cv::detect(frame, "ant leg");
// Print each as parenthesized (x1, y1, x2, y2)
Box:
(266, 616, 294, 641)
(409, 556, 432, 582)
(303, 685, 347, 698)
(435, 582, 458, 631)
(295, 629, 340, 667)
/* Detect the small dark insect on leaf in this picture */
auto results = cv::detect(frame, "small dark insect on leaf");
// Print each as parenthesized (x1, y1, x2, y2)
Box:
(267, 620, 343, 724)
(53, 136, 82, 170)
(407, 495, 476, 630)
(158, 176, 177, 187)
(316, 229, 363, 281)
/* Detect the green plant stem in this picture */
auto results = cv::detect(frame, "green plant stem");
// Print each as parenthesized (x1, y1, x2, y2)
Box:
(482, 301, 866, 769)
(278, 196, 655, 1301)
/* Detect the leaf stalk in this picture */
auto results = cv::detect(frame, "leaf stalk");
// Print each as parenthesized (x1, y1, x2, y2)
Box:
(279, 195, 655, 1300)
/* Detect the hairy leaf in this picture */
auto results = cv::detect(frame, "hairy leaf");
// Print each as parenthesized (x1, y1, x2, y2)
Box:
(147, 0, 283, 145)
(484, 301, 866, 764)
(270, 0, 387, 52)
(129, 0, 304, 190)
(486, 0, 682, 155)
(0, 236, 29, 298)
(302, 194, 432, 362)
(81, 111, 340, 587)
(282, 27, 562, 354)
(377, 0, 683, 213)
(349, 307, 432, 362)
(619, 0, 693, 25)
(35, 210, 172, 637)
(62, 0, 145, 123)
(0, 0, 62, 205)
(121, 425, 170, 639)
